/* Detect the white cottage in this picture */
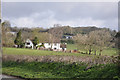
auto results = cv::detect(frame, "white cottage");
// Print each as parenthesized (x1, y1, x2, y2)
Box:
(36, 43, 67, 51)
(25, 39, 34, 49)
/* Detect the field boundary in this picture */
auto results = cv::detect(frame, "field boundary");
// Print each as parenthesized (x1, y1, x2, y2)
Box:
(2, 54, 118, 65)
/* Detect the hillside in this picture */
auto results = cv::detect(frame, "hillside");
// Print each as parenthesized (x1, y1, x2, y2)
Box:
(9, 26, 113, 35)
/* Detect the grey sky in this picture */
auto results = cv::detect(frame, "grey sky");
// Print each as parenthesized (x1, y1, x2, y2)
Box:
(2, 2, 118, 30)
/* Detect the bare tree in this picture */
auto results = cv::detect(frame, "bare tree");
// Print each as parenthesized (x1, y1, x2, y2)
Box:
(89, 30, 112, 55)
(74, 30, 112, 55)
(48, 24, 63, 39)
(31, 28, 56, 44)
(73, 34, 89, 54)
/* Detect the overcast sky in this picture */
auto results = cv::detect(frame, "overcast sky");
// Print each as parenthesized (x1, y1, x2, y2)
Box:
(2, 2, 118, 30)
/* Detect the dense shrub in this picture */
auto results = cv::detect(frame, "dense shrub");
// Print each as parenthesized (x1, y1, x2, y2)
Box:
(2, 61, 120, 78)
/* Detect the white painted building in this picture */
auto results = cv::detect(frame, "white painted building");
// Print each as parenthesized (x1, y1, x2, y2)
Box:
(66, 36, 73, 39)
(63, 35, 73, 39)
(25, 39, 34, 49)
(36, 43, 66, 51)
(7, 31, 17, 35)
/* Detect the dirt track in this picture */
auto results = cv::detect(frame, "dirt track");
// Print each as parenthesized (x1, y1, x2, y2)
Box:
(2, 74, 24, 80)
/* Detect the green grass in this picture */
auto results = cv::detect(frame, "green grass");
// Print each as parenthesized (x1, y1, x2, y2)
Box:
(67, 44, 118, 56)
(3, 44, 118, 56)
(2, 45, 119, 78)
(3, 47, 89, 56)
(67, 44, 78, 50)
(2, 61, 119, 78)
(101, 48, 118, 56)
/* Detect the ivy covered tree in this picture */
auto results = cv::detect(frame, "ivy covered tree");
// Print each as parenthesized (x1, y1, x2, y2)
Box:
(115, 31, 120, 49)
(14, 30, 22, 48)
(32, 37, 39, 46)
(2, 20, 11, 46)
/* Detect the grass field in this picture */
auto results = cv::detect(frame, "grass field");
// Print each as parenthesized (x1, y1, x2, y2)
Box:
(3, 47, 90, 56)
(67, 44, 78, 50)
(2, 61, 119, 78)
(2, 45, 119, 79)
(67, 44, 118, 56)
(3, 47, 118, 56)
(3, 44, 118, 56)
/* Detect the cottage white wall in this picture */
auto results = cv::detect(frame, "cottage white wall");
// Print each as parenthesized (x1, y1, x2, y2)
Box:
(36, 43, 66, 51)
(44, 43, 51, 49)
(51, 43, 62, 50)
(36, 43, 51, 49)
(25, 39, 33, 49)
(51, 43, 57, 50)
(58, 43, 62, 50)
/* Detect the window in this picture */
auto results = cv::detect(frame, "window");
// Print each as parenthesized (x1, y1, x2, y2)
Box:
(27, 43, 30, 45)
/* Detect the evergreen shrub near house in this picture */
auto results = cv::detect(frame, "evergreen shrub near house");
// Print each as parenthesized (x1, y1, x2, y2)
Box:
(20, 43, 25, 48)
(36, 43, 45, 49)
(14, 30, 23, 48)
(32, 37, 39, 46)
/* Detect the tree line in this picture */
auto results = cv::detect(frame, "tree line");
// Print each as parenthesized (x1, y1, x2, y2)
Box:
(1, 20, 119, 55)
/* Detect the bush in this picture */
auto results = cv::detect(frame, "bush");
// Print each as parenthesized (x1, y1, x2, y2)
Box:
(20, 43, 25, 48)
(36, 44, 45, 49)
(2, 61, 119, 78)
(61, 39, 74, 44)
(67, 39, 74, 44)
